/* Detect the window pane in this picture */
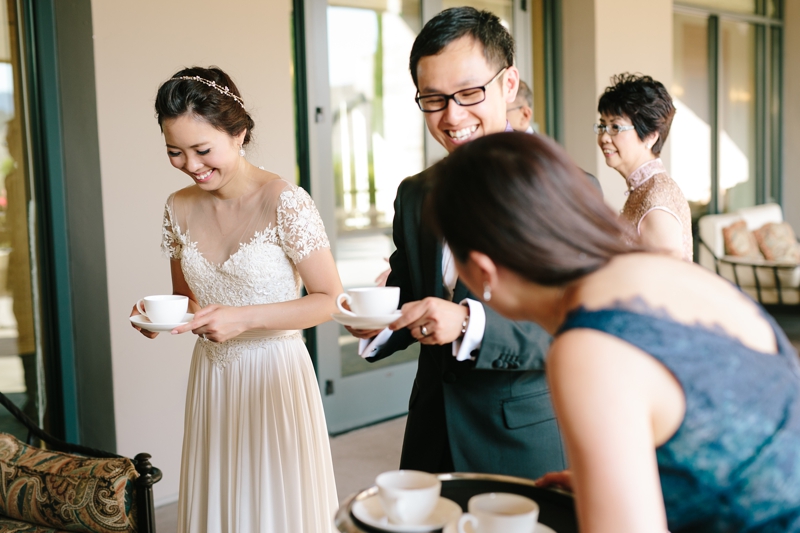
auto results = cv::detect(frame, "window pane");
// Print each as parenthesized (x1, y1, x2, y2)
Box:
(766, 0, 780, 18)
(328, 5, 423, 231)
(676, 0, 757, 15)
(671, 13, 711, 221)
(327, 2, 423, 377)
(0, 0, 42, 438)
(719, 20, 757, 212)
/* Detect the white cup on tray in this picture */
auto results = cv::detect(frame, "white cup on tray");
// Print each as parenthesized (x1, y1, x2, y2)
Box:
(458, 492, 539, 533)
(376, 469, 442, 525)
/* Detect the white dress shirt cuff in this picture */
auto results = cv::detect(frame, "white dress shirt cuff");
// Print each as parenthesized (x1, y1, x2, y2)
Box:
(358, 328, 393, 359)
(452, 298, 486, 361)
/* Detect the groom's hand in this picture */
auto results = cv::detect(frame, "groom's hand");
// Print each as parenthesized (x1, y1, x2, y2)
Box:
(390, 297, 468, 345)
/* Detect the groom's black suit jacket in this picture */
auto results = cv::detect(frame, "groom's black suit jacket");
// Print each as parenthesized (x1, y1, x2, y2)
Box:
(368, 162, 566, 479)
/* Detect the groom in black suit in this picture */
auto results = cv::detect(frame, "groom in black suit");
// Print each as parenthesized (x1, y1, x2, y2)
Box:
(348, 7, 565, 479)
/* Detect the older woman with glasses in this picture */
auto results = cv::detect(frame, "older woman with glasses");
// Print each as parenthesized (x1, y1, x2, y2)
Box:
(596, 73, 692, 261)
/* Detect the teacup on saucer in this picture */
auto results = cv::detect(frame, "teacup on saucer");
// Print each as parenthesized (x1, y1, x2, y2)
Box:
(351, 493, 461, 532)
(130, 313, 193, 333)
(336, 287, 400, 317)
(136, 294, 189, 324)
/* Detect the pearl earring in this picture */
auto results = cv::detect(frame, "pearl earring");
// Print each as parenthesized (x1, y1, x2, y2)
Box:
(239, 145, 246, 157)
(483, 282, 492, 302)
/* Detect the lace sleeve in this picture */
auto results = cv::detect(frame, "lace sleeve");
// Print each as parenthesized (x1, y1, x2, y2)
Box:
(276, 186, 331, 264)
(161, 194, 182, 260)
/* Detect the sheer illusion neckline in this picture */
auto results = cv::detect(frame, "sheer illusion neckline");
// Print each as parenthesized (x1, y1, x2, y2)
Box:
(182, 226, 281, 269)
(558, 296, 782, 358)
(207, 175, 283, 202)
(165, 178, 297, 267)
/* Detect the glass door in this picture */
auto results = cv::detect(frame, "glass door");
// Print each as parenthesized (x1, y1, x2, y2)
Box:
(304, 0, 531, 433)
(718, 19, 757, 212)
(0, 0, 44, 438)
(672, 12, 712, 221)
(672, 2, 783, 221)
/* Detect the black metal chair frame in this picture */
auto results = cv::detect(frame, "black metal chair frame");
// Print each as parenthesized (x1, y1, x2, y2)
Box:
(0, 390, 162, 533)
(698, 235, 800, 313)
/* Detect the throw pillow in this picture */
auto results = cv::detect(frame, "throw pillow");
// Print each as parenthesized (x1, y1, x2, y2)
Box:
(722, 220, 762, 258)
(0, 432, 138, 533)
(754, 222, 800, 263)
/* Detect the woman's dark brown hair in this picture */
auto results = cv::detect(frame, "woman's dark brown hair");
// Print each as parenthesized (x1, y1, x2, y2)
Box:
(429, 132, 645, 286)
(155, 66, 255, 145)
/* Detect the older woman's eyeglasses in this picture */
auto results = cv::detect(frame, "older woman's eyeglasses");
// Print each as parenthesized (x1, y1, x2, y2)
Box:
(416, 68, 508, 113)
(593, 123, 635, 136)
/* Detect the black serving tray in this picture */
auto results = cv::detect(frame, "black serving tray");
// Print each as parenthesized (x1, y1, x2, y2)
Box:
(335, 472, 577, 533)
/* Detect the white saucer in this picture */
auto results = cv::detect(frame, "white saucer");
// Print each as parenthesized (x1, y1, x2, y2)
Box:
(130, 313, 194, 332)
(352, 494, 461, 532)
(332, 311, 402, 330)
(445, 521, 556, 533)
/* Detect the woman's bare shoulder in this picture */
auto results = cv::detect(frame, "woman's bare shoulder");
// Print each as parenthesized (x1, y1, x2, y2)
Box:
(576, 254, 776, 353)
(170, 184, 202, 201)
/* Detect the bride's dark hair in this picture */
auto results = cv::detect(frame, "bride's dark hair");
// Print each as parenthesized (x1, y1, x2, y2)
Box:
(429, 132, 646, 286)
(155, 66, 255, 146)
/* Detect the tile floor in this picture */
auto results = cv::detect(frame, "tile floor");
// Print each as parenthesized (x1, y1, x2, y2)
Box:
(154, 415, 408, 532)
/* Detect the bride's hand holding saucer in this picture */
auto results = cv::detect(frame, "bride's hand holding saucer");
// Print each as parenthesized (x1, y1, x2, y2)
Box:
(130, 304, 159, 339)
(171, 304, 249, 343)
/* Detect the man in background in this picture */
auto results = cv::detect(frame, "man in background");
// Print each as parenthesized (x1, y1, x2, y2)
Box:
(507, 79, 534, 133)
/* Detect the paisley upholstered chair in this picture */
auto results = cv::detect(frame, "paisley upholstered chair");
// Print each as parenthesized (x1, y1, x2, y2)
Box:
(0, 390, 162, 533)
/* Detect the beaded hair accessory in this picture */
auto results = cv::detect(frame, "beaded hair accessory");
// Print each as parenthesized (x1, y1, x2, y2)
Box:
(172, 75, 246, 110)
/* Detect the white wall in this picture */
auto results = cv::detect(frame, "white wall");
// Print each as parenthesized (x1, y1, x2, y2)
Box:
(91, 0, 296, 504)
(562, 0, 673, 210)
(783, 0, 800, 232)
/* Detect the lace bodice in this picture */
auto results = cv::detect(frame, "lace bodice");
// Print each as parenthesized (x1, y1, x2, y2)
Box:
(161, 180, 330, 365)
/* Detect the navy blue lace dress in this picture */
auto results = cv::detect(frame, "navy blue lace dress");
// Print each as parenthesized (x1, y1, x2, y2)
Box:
(557, 301, 800, 532)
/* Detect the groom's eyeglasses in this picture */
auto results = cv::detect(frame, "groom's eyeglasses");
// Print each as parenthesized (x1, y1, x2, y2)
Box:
(415, 68, 508, 113)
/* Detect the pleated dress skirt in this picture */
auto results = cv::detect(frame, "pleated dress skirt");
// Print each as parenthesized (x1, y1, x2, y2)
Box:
(176, 330, 338, 533)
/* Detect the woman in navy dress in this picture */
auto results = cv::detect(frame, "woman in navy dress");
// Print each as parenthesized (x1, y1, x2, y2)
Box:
(428, 132, 800, 532)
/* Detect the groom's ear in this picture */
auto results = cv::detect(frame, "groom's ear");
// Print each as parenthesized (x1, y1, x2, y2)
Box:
(503, 66, 520, 104)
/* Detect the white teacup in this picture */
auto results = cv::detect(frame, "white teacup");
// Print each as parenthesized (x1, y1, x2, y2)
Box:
(458, 493, 539, 533)
(336, 287, 400, 317)
(376, 470, 441, 525)
(136, 295, 188, 324)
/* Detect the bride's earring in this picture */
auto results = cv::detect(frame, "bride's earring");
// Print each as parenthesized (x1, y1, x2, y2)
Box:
(239, 145, 246, 157)
(483, 282, 492, 302)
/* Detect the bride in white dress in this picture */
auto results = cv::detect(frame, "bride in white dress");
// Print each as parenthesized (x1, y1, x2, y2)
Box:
(131, 67, 340, 532)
